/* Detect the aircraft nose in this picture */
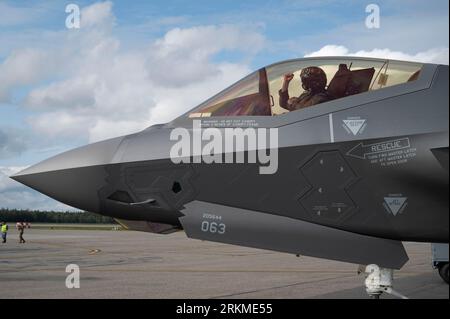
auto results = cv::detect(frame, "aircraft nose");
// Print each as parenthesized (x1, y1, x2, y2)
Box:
(10, 136, 125, 213)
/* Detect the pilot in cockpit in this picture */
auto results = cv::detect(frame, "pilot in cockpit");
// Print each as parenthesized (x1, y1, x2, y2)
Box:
(279, 66, 330, 111)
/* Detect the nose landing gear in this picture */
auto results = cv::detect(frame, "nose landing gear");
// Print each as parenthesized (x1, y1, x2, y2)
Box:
(362, 264, 408, 299)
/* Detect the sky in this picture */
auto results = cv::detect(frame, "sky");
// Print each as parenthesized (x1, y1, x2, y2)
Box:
(0, 0, 449, 211)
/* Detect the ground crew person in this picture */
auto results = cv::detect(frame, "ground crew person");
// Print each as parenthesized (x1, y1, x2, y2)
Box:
(1, 222, 8, 243)
(17, 222, 26, 243)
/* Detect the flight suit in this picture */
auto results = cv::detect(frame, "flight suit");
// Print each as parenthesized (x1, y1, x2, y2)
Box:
(18, 224, 26, 243)
(279, 89, 330, 111)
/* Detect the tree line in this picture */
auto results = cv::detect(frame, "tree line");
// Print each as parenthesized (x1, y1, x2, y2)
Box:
(0, 208, 116, 224)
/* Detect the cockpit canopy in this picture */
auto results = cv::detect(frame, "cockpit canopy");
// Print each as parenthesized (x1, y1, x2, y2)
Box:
(188, 57, 423, 117)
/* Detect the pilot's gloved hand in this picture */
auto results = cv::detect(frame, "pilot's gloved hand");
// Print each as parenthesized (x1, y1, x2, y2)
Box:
(282, 73, 294, 92)
(283, 73, 294, 82)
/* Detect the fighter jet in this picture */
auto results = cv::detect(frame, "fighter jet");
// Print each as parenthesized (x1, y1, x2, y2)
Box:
(11, 56, 448, 278)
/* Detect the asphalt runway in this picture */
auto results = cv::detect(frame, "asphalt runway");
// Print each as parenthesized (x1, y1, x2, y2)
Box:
(0, 228, 448, 299)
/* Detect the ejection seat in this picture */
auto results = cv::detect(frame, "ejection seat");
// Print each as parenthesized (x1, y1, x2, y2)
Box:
(327, 64, 375, 100)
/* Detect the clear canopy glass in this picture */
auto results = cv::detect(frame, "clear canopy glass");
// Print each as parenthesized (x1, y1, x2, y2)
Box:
(188, 58, 423, 117)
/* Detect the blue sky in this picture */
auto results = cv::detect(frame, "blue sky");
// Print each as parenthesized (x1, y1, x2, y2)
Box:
(0, 0, 448, 210)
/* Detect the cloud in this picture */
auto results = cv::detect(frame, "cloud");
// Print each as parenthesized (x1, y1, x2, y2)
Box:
(19, 3, 263, 143)
(26, 75, 98, 110)
(0, 166, 26, 192)
(153, 25, 264, 58)
(80, 1, 115, 29)
(281, 8, 449, 58)
(0, 128, 28, 159)
(0, 48, 54, 101)
(305, 45, 449, 64)
(0, 2, 118, 102)
(148, 25, 264, 87)
(0, 2, 44, 27)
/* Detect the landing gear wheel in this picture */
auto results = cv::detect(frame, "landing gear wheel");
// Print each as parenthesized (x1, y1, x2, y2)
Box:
(438, 263, 449, 284)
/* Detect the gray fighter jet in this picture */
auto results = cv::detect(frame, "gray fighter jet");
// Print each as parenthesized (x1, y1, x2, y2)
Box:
(11, 56, 448, 273)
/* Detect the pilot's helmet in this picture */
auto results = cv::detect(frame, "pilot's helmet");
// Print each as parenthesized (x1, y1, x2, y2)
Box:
(300, 66, 327, 92)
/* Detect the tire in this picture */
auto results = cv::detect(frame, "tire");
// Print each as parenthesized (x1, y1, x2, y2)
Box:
(438, 263, 449, 284)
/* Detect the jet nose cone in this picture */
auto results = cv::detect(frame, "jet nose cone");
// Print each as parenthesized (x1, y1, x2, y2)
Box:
(11, 136, 125, 212)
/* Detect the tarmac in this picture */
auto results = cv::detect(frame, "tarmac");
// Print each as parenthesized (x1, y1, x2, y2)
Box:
(0, 227, 448, 299)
